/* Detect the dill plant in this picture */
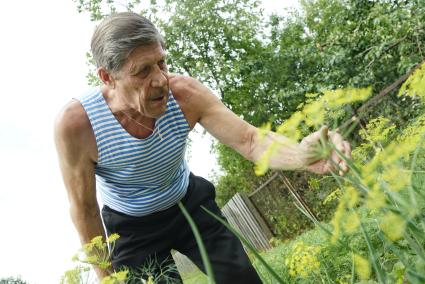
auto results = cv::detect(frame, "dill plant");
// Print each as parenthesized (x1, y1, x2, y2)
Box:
(252, 63, 425, 283)
(61, 234, 130, 284)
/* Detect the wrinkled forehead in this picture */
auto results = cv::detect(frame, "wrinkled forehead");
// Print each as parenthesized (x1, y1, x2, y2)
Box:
(125, 42, 167, 72)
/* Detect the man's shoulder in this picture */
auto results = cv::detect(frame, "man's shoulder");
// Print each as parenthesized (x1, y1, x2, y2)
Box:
(54, 99, 94, 142)
(169, 75, 194, 101)
(169, 74, 219, 127)
(54, 99, 98, 161)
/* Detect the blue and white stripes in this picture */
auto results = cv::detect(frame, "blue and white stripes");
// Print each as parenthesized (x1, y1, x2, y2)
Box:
(78, 88, 190, 216)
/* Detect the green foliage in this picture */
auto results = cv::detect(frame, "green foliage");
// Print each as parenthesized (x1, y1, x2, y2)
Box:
(0, 276, 29, 284)
(85, 52, 102, 86)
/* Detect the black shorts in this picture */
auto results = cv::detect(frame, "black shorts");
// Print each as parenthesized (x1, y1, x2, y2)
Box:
(101, 173, 263, 284)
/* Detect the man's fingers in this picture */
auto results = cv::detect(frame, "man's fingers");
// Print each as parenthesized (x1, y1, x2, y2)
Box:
(334, 140, 351, 175)
(304, 127, 353, 176)
(302, 125, 329, 145)
(320, 125, 329, 143)
(343, 141, 352, 160)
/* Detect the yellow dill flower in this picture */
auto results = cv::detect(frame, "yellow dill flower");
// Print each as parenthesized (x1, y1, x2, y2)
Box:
(303, 101, 325, 127)
(269, 237, 283, 247)
(323, 188, 342, 205)
(323, 87, 372, 108)
(257, 122, 272, 141)
(380, 144, 407, 166)
(331, 200, 345, 243)
(398, 62, 425, 101)
(115, 270, 129, 281)
(365, 189, 386, 210)
(336, 274, 352, 284)
(381, 166, 410, 192)
(254, 141, 279, 176)
(344, 186, 359, 209)
(379, 212, 406, 241)
(285, 241, 321, 278)
(343, 212, 360, 234)
(359, 117, 395, 145)
(276, 111, 303, 136)
(98, 260, 112, 270)
(100, 277, 113, 284)
(91, 236, 104, 250)
(82, 242, 94, 254)
(360, 167, 380, 191)
(85, 255, 98, 264)
(61, 267, 83, 284)
(71, 253, 79, 262)
(108, 233, 120, 243)
(362, 176, 379, 192)
(308, 178, 320, 190)
(146, 275, 155, 284)
(354, 253, 371, 280)
(101, 270, 128, 284)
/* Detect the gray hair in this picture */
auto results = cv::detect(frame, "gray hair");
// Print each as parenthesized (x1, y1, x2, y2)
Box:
(91, 12, 165, 75)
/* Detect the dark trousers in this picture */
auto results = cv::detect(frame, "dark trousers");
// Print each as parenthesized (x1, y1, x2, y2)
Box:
(101, 173, 263, 284)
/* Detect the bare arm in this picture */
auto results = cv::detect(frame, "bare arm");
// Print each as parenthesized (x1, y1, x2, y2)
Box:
(54, 100, 110, 279)
(198, 94, 310, 170)
(170, 75, 350, 174)
(197, 92, 309, 170)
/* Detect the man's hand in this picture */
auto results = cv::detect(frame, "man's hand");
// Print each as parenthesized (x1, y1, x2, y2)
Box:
(300, 126, 351, 176)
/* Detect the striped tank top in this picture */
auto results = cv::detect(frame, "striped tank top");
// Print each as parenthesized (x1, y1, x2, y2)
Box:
(77, 88, 191, 216)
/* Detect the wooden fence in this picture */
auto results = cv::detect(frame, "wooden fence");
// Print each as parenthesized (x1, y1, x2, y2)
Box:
(221, 192, 273, 251)
(173, 190, 274, 275)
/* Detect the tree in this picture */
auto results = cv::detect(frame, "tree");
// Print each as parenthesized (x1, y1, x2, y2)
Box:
(0, 276, 29, 284)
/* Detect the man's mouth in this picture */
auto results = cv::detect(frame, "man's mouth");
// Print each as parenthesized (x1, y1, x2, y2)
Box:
(149, 88, 168, 104)
(151, 95, 165, 101)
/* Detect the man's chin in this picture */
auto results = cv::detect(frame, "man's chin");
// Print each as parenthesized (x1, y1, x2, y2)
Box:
(147, 102, 168, 118)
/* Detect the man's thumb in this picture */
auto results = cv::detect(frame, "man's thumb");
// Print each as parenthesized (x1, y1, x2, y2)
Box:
(320, 125, 329, 143)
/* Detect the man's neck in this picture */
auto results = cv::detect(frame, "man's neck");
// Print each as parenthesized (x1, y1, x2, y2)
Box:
(101, 85, 147, 116)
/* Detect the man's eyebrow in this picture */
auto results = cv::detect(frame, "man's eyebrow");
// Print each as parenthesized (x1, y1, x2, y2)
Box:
(159, 53, 167, 61)
(129, 63, 146, 74)
(129, 53, 167, 74)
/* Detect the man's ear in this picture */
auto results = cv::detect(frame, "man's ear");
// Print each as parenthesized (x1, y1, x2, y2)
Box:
(98, 67, 116, 88)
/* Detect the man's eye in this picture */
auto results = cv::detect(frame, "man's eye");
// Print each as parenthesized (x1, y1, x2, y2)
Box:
(158, 60, 167, 69)
(137, 66, 150, 77)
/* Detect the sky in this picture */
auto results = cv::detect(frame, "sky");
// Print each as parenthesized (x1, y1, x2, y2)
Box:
(0, 0, 299, 282)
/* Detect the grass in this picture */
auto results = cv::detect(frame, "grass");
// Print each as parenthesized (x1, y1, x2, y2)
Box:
(181, 268, 208, 284)
(181, 205, 423, 283)
(180, 224, 343, 283)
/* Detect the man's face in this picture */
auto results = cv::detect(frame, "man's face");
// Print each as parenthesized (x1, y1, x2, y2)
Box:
(114, 42, 169, 118)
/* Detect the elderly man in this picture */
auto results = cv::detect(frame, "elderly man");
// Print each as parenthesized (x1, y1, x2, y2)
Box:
(54, 12, 350, 283)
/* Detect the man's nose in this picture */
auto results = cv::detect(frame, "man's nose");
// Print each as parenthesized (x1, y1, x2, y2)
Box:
(151, 67, 168, 88)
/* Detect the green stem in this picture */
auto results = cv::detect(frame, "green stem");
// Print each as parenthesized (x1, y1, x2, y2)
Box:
(350, 252, 355, 284)
(360, 222, 386, 284)
(409, 132, 425, 205)
(201, 206, 285, 284)
(178, 202, 215, 284)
